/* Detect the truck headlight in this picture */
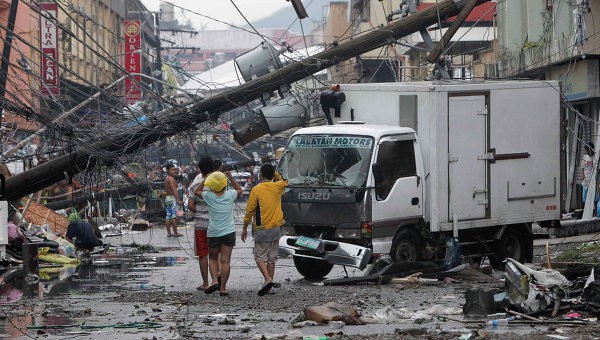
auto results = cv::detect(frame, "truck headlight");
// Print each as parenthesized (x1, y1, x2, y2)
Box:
(335, 229, 361, 239)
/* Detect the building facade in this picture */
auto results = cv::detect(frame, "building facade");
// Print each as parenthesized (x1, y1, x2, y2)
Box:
(58, 0, 159, 97)
(0, 0, 40, 138)
(324, 0, 496, 83)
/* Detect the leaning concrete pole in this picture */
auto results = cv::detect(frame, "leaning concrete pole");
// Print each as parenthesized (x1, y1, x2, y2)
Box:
(4, 0, 490, 202)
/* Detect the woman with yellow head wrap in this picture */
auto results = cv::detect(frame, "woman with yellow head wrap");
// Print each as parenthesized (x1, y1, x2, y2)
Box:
(194, 170, 243, 296)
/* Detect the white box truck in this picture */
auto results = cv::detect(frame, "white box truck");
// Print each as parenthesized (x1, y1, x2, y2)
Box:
(278, 80, 564, 279)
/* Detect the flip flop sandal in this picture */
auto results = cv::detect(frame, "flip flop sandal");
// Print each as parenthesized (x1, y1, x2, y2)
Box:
(258, 282, 274, 296)
(196, 286, 207, 291)
(220, 292, 229, 297)
(204, 284, 220, 294)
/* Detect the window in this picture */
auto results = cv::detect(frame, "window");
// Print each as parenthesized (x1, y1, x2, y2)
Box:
(279, 135, 374, 188)
(375, 139, 416, 200)
(351, 0, 371, 22)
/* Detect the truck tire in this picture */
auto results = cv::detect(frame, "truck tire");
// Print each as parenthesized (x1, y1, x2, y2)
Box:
(390, 228, 422, 263)
(293, 256, 333, 280)
(491, 226, 533, 269)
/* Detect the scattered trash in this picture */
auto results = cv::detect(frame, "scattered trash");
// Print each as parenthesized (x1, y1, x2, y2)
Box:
(485, 316, 516, 330)
(390, 274, 440, 285)
(239, 325, 252, 333)
(291, 320, 319, 328)
(503, 258, 569, 314)
(131, 219, 150, 231)
(459, 333, 473, 340)
(367, 305, 462, 323)
(564, 312, 581, 319)
(506, 258, 570, 288)
(304, 302, 363, 325)
(442, 237, 461, 270)
(217, 318, 236, 326)
(323, 261, 440, 286)
(463, 288, 496, 317)
(328, 320, 345, 329)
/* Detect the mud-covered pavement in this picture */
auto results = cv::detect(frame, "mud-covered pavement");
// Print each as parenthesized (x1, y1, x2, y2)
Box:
(1, 207, 599, 339)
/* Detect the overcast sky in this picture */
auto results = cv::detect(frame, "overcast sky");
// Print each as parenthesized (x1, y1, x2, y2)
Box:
(141, 0, 290, 30)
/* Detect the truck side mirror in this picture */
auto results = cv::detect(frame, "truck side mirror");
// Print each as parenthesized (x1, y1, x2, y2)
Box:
(372, 163, 384, 185)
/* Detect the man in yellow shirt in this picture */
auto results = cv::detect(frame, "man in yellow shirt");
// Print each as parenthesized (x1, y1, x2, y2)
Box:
(241, 164, 288, 296)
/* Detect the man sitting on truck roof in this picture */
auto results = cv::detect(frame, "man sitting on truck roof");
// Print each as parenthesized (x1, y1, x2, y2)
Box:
(241, 164, 288, 296)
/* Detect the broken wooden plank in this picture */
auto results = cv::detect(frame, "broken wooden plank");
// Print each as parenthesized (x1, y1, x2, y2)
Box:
(23, 201, 68, 235)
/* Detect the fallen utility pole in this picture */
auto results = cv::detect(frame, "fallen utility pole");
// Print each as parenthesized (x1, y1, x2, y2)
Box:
(4, 0, 489, 203)
(426, 0, 479, 63)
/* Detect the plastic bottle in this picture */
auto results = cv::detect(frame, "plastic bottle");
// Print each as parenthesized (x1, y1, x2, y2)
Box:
(485, 317, 515, 330)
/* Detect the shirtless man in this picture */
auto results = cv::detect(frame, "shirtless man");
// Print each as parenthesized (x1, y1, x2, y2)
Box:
(164, 164, 183, 237)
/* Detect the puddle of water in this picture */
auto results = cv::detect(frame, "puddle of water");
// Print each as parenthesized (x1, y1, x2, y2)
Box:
(0, 246, 188, 337)
(0, 305, 80, 338)
(0, 254, 187, 301)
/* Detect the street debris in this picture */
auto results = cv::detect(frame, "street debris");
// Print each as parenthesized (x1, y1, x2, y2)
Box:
(366, 305, 462, 323)
(291, 320, 319, 328)
(455, 256, 600, 334)
(304, 302, 363, 325)
(463, 288, 496, 317)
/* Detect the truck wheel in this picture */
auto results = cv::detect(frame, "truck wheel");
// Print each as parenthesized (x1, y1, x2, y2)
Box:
(491, 226, 533, 269)
(390, 228, 422, 263)
(293, 257, 333, 280)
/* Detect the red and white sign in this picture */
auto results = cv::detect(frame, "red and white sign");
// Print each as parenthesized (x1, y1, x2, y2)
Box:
(124, 20, 141, 104)
(39, 3, 59, 96)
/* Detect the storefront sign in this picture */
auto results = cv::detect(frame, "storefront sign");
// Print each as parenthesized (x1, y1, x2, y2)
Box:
(39, 3, 59, 96)
(124, 20, 141, 104)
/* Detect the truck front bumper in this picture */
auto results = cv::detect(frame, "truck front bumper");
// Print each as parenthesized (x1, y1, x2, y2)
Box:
(279, 236, 372, 270)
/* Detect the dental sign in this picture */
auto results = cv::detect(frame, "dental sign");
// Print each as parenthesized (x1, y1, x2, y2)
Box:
(124, 20, 141, 104)
(39, 3, 59, 96)
(293, 136, 373, 149)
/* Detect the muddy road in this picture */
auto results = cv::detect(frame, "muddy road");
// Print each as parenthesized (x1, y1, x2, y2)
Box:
(1, 206, 598, 339)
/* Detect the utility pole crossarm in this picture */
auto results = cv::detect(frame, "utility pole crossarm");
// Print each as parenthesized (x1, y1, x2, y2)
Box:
(3, 0, 489, 203)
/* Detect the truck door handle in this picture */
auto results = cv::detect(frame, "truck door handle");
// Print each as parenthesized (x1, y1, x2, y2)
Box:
(411, 197, 419, 205)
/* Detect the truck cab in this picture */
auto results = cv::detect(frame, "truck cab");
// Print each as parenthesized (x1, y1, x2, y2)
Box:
(278, 124, 424, 279)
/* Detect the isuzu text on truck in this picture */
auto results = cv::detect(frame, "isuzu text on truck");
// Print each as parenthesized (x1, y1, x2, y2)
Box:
(278, 80, 563, 279)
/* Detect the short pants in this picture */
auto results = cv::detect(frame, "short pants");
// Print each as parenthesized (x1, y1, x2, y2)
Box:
(254, 239, 280, 263)
(207, 232, 236, 248)
(194, 229, 208, 257)
(165, 196, 178, 220)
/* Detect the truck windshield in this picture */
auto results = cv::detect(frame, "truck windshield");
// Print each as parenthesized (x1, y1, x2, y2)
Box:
(279, 135, 374, 187)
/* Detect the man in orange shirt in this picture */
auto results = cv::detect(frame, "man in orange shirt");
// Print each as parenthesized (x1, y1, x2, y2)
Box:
(242, 164, 288, 296)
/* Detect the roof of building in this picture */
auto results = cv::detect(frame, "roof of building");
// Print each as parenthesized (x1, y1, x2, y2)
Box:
(417, 2, 496, 23)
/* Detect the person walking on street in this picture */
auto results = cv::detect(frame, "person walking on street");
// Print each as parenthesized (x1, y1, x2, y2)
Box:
(187, 157, 214, 291)
(195, 171, 242, 296)
(164, 164, 183, 237)
(241, 164, 288, 296)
